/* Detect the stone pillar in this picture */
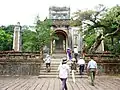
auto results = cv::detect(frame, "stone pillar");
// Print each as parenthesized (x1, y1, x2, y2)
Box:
(68, 33, 72, 49)
(13, 22, 22, 52)
(96, 39, 104, 52)
(96, 29, 104, 52)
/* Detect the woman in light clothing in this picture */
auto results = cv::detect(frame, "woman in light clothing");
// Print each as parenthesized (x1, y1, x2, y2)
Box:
(58, 58, 70, 90)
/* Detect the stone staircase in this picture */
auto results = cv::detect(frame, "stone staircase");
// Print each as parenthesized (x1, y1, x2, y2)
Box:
(38, 53, 88, 78)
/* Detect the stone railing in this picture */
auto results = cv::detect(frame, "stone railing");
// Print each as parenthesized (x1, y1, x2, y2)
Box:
(0, 51, 43, 75)
(85, 54, 120, 74)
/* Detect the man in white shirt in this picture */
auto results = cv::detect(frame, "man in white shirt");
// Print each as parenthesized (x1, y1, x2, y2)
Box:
(77, 57, 85, 76)
(87, 57, 97, 86)
(57, 57, 70, 90)
(44, 54, 51, 72)
(74, 46, 78, 63)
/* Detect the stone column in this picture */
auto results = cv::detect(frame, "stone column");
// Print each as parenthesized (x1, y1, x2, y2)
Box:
(96, 29, 104, 52)
(13, 22, 22, 52)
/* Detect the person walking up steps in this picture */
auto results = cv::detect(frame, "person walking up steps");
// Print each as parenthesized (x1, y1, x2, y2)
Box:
(71, 58, 77, 83)
(77, 57, 85, 77)
(57, 57, 70, 90)
(66, 48, 72, 61)
(74, 46, 78, 63)
(44, 54, 51, 72)
(87, 56, 97, 86)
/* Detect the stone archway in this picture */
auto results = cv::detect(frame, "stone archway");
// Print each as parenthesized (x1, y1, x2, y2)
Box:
(51, 30, 68, 53)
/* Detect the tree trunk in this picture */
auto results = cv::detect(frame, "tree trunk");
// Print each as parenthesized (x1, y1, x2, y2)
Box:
(111, 36, 114, 45)
(40, 46, 43, 59)
(88, 34, 103, 53)
(88, 28, 120, 54)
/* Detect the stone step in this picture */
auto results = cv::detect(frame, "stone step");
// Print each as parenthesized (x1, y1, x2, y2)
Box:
(51, 57, 66, 59)
(40, 71, 87, 75)
(38, 74, 88, 78)
(40, 67, 58, 70)
(41, 65, 73, 70)
(41, 63, 72, 68)
(40, 66, 87, 71)
(41, 64, 86, 71)
(51, 54, 67, 59)
(51, 60, 62, 62)
(40, 69, 87, 74)
(40, 53, 84, 78)
(52, 53, 66, 56)
(40, 68, 58, 70)
(42, 64, 59, 67)
(40, 69, 58, 72)
(42, 63, 60, 65)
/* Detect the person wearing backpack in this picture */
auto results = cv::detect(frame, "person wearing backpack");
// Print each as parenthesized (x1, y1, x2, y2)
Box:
(71, 58, 77, 83)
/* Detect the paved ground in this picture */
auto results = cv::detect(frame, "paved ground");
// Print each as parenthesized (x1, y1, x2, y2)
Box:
(0, 75, 120, 90)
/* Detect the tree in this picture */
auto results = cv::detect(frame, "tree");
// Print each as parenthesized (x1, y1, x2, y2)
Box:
(22, 26, 38, 52)
(72, 4, 120, 53)
(101, 5, 120, 53)
(35, 19, 56, 51)
(0, 28, 12, 50)
(22, 18, 57, 52)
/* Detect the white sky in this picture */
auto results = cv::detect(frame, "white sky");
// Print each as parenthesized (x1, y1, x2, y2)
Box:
(0, 0, 120, 26)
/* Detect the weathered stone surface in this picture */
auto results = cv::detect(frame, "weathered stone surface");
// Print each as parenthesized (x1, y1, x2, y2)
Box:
(85, 54, 120, 74)
(0, 52, 43, 75)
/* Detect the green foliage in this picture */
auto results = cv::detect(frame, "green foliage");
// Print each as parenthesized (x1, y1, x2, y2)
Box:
(22, 19, 57, 52)
(1, 25, 14, 35)
(84, 33, 96, 50)
(101, 5, 120, 35)
(104, 37, 120, 54)
(22, 28, 38, 52)
(0, 28, 12, 50)
(35, 19, 55, 49)
(70, 19, 82, 26)
(73, 10, 95, 22)
(72, 4, 120, 53)
(102, 5, 120, 53)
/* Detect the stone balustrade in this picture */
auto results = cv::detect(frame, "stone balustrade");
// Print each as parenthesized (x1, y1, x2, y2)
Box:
(0, 51, 43, 75)
(85, 54, 120, 74)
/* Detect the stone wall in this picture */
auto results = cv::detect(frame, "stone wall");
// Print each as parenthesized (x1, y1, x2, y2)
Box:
(0, 52, 43, 75)
(85, 54, 120, 74)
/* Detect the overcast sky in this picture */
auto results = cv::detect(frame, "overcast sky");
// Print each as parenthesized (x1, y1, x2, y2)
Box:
(0, 0, 120, 26)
